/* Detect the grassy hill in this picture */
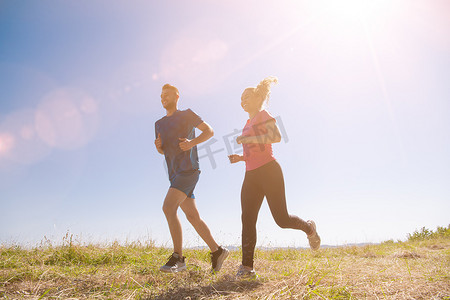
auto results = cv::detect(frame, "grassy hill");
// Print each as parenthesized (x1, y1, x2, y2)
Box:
(1, 226, 449, 299)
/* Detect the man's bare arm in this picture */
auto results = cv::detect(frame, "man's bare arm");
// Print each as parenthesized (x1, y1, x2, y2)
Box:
(178, 121, 214, 151)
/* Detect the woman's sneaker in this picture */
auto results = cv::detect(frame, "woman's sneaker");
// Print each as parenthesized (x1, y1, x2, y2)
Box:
(210, 246, 229, 273)
(160, 252, 187, 273)
(236, 265, 257, 279)
(307, 220, 321, 250)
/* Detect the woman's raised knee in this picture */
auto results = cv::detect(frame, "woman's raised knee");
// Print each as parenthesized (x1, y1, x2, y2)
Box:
(274, 217, 291, 229)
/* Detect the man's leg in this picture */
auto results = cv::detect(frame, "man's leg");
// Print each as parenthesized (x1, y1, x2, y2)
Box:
(162, 187, 188, 255)
(180, 197, 219, 252)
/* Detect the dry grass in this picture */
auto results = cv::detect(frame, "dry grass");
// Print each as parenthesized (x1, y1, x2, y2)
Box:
(1, 237, 449, 299)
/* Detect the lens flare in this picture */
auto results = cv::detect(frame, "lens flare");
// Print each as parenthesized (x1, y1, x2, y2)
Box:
(160, 31, 229, 95)
(0, 109, 51, 165)
(0, 132, 15, 157)
(35, 88, 99, 150)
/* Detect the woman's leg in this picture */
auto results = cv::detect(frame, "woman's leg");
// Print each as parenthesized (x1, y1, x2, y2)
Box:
(241, 171, 265, 268)
(262, 161, 312, 234)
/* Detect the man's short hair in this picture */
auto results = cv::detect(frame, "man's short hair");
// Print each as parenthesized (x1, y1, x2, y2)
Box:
(162, 84, 179, 95)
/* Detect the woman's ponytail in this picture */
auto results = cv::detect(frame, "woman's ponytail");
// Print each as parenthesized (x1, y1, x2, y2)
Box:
(255, 76, 278, 108)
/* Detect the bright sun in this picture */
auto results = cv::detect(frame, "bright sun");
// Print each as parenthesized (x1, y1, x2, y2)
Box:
(296, 0, 399, 40)
(329, 0, 392, 21)
(303, 0, 396, 29)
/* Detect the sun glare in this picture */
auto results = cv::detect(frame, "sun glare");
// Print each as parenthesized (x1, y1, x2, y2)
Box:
(303, 0, 396, 31)
(329, 0, 391, 21)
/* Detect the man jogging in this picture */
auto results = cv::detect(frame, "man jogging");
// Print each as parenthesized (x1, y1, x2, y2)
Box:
(154, 84, 229, 273)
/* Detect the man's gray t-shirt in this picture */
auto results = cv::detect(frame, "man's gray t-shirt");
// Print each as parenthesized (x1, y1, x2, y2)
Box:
(155, 109, 203, 180)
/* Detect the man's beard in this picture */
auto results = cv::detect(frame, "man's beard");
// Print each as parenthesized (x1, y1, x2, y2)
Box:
(164, 102, 176, 110)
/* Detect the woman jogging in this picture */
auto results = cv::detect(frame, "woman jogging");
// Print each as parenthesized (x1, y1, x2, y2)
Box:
(228, 76, 321, 278)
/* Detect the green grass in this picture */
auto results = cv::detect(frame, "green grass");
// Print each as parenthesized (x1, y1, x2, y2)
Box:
(1, 227, 449, 299)
(407, 225, 450, 241)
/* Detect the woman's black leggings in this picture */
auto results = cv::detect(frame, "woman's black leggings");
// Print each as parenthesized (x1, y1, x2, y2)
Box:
(241, 160, 311, 268)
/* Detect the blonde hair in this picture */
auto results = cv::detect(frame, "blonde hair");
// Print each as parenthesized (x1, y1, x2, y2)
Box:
(162, 83, 179, 96)
(249, 76, 278, 109)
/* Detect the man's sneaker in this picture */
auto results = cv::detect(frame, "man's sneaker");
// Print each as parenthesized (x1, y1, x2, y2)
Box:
(236, 265, 257, 279)
(160, 252, 187, 273)
(210, 246, 229, 273)
(307, 220, 321, 251)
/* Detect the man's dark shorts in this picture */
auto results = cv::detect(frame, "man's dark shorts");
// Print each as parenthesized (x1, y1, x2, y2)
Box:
(170, 170, 200, 199)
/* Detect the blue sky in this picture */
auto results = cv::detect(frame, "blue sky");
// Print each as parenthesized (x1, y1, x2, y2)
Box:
(1, 0, 449, 248)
